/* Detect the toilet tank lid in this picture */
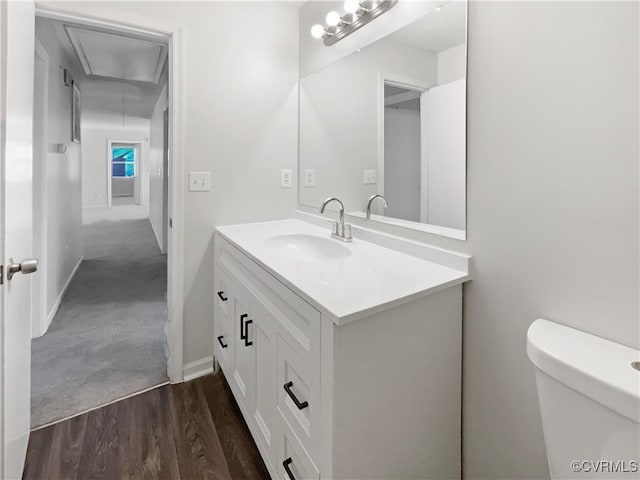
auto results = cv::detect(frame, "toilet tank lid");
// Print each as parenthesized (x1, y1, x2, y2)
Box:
(527, 319, 640, 423)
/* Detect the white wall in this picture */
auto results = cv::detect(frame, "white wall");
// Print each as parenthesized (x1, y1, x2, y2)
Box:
(44, 1, 300, 368)
(384, 107, 421, 221)
(34, 18, 83, 327)
(149, 84, 168, 252)
(300, 2, 639, 479)
(460, 4, 637, 477)
(80, 118, 150, 212)
(437, 43, 466, 85)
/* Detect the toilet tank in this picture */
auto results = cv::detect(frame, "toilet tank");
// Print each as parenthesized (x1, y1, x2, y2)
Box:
(527, 319, 640, 479)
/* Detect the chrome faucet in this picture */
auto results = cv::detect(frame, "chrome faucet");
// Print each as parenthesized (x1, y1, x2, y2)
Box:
(320, 197, 352, 242)
(366, 194, 388, 220)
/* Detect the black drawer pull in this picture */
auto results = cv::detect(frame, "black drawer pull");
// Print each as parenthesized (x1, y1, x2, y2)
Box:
(243, 319, 253, 346)
(240, 314, 248, 340)
(217, 291, 228, 301)
(217, 335, 227, 349)
(283, 458, 295, 480)
(283, 381, 308, 410)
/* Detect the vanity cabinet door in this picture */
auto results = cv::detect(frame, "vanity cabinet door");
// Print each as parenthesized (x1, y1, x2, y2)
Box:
(231, 284, 279, 467)
(250, 301, 278, 463)
(232, 285, 256, 414)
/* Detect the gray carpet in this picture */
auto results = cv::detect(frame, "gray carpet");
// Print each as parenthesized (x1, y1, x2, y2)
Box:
(31, 219, 168, 428)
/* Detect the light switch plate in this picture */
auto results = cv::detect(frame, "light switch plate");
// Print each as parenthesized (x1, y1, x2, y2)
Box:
(304, 169, 315, 187)
(363, 169, 377, 184)
(189, 172, 211, 192)
(281, 169, 293, 188)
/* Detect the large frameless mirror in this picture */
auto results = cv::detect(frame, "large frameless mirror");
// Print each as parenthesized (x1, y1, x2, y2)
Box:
(299, 1, 467, 240)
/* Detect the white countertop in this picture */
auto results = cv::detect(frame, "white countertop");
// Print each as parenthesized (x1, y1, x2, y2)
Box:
(216, 219, 471, 324)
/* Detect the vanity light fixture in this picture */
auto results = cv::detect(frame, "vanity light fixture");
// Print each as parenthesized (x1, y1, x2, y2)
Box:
(310, 0, 399, 47)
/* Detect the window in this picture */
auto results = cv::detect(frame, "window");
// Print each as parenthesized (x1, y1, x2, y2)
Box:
(112, 146, 136, 178)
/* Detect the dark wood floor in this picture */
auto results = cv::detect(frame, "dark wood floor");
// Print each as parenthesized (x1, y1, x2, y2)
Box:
(23, 373, 270, 480)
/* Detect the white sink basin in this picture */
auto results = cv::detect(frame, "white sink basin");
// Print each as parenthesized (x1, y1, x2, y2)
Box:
(264, 233, 351, 261)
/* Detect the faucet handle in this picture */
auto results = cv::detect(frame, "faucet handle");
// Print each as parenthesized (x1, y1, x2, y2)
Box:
(327, 220, 339, 236)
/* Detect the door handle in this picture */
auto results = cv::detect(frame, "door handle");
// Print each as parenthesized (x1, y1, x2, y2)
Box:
(283, 381, 308, 410)
(217, 335, 228, 349)
(217, 291, 228, 301)
(6, 258, 38, 281)
(243, 319, 253, 347)
(240, 314, 248, 340)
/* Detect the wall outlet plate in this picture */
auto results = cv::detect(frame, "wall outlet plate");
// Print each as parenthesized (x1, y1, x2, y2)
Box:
(363, 169, 377, 184)
(189, 172, 211, 192)
(304, 169, 315, 187)
(281, 169, 293, 188)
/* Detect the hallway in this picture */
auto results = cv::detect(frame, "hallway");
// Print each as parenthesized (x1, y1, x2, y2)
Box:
(31, 219, 168, 428)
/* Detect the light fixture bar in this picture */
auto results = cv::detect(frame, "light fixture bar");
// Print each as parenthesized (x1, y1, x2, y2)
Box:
(323, 0, 399, 46)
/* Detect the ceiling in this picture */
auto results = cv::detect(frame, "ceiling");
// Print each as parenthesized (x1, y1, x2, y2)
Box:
(65, 26, 167, 84)
(37, 17, 169, 121)
(388, 1, 466, 53)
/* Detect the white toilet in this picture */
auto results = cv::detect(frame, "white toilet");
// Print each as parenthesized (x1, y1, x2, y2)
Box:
(527, 319, 640, 479)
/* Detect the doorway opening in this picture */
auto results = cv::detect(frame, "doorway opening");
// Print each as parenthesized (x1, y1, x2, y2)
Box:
(383, 81, 425, 223)
(29, 10, 180, 429)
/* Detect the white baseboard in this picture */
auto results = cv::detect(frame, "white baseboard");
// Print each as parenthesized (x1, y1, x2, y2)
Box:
(182, 356, 214, 382)
(44, 255, 83, 334)
(149, 216, 164, 253)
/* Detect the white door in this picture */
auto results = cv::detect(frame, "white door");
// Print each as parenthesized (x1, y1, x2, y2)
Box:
(420, 80, 466, 229)
(1, 1, 36, 478)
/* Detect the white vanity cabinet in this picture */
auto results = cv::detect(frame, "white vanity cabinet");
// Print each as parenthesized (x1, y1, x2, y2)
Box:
(213, 221, 467, 480)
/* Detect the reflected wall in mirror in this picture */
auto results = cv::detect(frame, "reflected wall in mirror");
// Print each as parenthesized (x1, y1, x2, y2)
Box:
(299, 1, 467, 239)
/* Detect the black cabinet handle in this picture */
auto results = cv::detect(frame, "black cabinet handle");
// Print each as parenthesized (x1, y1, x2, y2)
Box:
(217, 335, 227, 349)
(244, 319, 253, 346)
(283, 381, 308, 410)
(240, 314, 248, 340)
(217, 291, 228, 301)
(283, 458, 295, 480)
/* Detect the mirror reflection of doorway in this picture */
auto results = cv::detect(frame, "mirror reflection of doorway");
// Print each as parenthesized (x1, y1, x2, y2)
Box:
(109, 141, 141, 206)
(383, 81, 425, 223)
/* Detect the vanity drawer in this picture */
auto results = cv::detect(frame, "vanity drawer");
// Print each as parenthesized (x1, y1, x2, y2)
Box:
(217, 237, 321, 374)
(214, 268, 235, 372)
(215, 267, 233, 316)
(276, 420, 320, 480)
(277, 335, 320, 463)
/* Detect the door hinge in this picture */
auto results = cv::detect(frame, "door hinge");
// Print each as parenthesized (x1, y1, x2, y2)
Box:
(0, 265, 4, 285)
(169, 218, 173, 228)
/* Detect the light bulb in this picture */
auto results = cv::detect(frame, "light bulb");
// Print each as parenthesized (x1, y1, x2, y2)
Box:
(310, 24, 325, 39)
(344, 0, 360, 14)
(326, 11, 341, 27)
